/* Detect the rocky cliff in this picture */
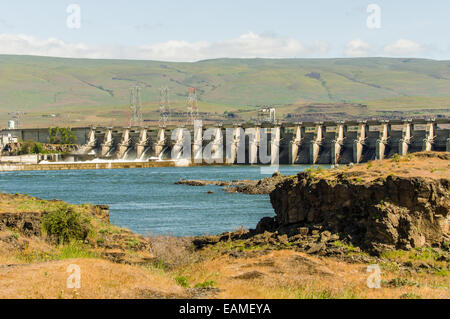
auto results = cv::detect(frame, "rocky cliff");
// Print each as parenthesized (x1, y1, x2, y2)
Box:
(267, 153, 450, 254)
(175, 172, 288, 195)
(0, 193, 154, 265)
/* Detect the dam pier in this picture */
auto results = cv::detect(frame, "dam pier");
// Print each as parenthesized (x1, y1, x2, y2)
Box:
(1, 118, 449, 166)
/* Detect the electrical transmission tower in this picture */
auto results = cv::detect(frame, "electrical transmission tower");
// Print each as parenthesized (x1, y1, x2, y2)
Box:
(159, 87, 170, 127)
(129, 86, 143, 127)
(186, 87, 198, 124)
(8, 111, 25, 128)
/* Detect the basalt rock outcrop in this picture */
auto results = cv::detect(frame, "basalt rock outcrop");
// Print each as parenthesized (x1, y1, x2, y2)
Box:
(0, 204, 110, 237)
(175, 172, 288, 195)
(268, 173, 449, 253)
(226, 172, 287, 194)
(175, 180, 233, 187)
(0, 194, 155, 265)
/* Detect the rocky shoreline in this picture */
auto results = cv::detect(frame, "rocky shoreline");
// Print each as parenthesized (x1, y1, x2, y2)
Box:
(193, 152, 449, 258)
(175, 171, 288, 194)
(1, 152, 449, 299)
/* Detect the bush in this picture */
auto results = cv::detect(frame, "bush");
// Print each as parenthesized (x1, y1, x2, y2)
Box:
(391, 153, 401, 163)
(48, 127, 76, 144)
(42, 205, 92, 244)
(18, 141, 45, 155)
(148, 235, 200, 270)
(175, 276, 190, 288)
(304, 166, 325, 176)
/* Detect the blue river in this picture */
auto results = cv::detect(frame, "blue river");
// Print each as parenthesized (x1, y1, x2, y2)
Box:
(0, 165, 323, 236)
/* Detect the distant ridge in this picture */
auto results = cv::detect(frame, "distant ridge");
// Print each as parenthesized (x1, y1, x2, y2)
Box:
(0, 55, 449, 126)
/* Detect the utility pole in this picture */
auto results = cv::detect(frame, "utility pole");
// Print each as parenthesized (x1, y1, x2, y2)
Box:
(159, 87, 170, 127)
(129, 86, 143, 127)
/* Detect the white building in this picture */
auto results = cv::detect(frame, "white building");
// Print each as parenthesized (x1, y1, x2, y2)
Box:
(258, 107, 276, 123)
(1, 134, 18, 146)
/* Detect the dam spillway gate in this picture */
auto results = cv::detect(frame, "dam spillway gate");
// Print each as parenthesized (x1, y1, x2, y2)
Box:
(3, 119, 450, 165)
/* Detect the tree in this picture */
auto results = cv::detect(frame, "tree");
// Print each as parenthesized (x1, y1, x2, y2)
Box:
(48, 127, 76, 144)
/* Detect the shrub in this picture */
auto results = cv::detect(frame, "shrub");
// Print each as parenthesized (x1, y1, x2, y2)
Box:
(42, 205, 92, 244)
(175, 276, 190, 288)
(305, 166, 324, 174)
(18, 141, 45, 155)
(48, 127, 76, 144)
(391, 153, 401, 163)
(194, 280, 216, 288)
(384, 278, 419, 288)
(127, 238, 140, 249)
(148, 235, 200, 270)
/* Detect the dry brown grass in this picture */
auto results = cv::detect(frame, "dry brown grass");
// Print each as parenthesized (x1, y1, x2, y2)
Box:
(0, 228, 187, 299)
(182, 250, 449, 299)
(148, 235, 202, 270)
(0, 177, 448, 299)
(0, 231, 448, 299)
(0, 258, 184, 299)
(317, 152, 450, 183)
(0, 193, 93, 214)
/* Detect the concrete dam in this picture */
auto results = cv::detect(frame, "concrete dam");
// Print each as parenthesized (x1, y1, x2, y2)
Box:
(3, 119, 450, 165)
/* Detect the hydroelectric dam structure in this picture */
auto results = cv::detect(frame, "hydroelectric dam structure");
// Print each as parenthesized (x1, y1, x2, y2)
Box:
(3, 118, 450, 165)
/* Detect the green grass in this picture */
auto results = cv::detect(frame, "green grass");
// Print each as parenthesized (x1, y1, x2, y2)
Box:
(210, 239, 275, 253)
(333, 240, 358, 252)
(15, 241, 97, 263)
(194, 280, 217, 288)
(381, 247, 444, 262)
(0, 55, 449, 127)
(380, 247, 449, 276)
(126, 238, 140, 249)
(175, 276, 190, 288)
(434, 269, 450, 277)
(296, 286, 361, 299)
(55, 241, 98, 259)
(400, 293, 422, 299)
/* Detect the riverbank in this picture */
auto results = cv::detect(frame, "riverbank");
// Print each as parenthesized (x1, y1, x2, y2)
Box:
(0, 152, 448, 299)
(0, 160, 177, 171)
(0, 193, 448, 299)
(0, 159, 244, 171)
(175, 171, 288, 194)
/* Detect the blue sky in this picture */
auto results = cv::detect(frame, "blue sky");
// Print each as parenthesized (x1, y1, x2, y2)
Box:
(0, 0, 448, 61)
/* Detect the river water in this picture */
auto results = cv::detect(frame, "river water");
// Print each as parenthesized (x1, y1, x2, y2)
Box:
(0, 165, 325, 236)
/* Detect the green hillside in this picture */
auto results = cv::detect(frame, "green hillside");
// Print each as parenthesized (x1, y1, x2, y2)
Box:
(0, 55, 449, 127)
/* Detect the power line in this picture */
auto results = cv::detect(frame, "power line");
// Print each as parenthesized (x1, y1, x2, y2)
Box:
(159, 87, 170, 127)
(129, 86, 143, 126)
(186, 87, 198, 124)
